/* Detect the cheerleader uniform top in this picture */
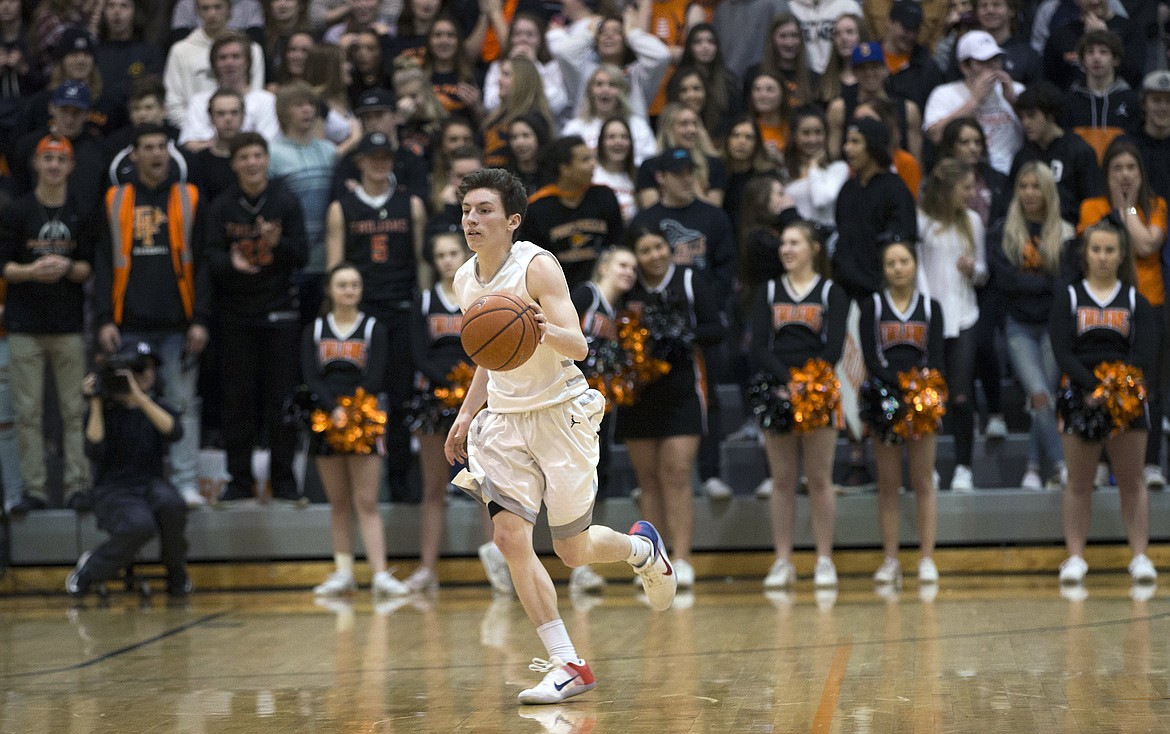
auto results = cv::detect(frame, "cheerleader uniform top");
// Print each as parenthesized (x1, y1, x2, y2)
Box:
(1049, 279, 1157, 390)
(453, 240, 587, 413)
(572, 280, 620, 343)
(300, 312, 389, 410)
(411, 282, 468, 388)
(750, 274, 849, 379)
(859, 288, 945, 385)
(623, 264, 727, 364)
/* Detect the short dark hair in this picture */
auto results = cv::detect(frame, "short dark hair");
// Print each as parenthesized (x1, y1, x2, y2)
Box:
(457, 168, 528, 220)
(1076, 29, 1123, 61)
(208, 87, 245, 116)
(128, 74, 166, 105)
(132, 122, 169, 148)
(210, 30, 252, 79)
(1014, 81, 1064, 118)
(541, 134, 587, 182)
(229, 131, 268, 159)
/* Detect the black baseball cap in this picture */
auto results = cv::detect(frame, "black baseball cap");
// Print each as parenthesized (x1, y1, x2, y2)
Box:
(116, 341, 162, 369)
(889, 1, 923, 31)
(355, 87, 396, 114)
(56, 27, 95, 59)
(659, 147, 695, 173)
(357, 131, 395, 156)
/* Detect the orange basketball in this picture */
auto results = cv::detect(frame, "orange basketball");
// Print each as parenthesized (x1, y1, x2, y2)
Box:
(460, 292, 541, 371)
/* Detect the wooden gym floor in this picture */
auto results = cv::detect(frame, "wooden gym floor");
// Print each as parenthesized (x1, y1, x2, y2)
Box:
(1, 551, 1169, 734)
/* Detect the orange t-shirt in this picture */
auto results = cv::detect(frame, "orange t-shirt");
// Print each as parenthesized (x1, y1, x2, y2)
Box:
(885, 50, 910, 76)
(648, 0, 693, 116)
(893, 149, 921, 202)
(1077, 196, 1167, 306)
(758, 119, 788, 156)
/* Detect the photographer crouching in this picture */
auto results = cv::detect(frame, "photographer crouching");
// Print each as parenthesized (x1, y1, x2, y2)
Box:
(66, 342, 191, 599)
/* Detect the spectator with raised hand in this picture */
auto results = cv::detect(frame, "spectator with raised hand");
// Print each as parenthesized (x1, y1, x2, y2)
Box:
(783, 107, 850, 231)
(973, 0, 1041, 85)
(1042, 0, 1143, 92)
(425, 14, 483, 126)
(179, 31, 278, 150)
(164, 0, 266, 129)
(482, 12, 570, 125)
(323, 0, 392, 46)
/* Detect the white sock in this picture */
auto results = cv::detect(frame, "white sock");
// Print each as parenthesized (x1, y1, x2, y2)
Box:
(536, 619, 579, 663)
(626, 535, 653, 568)
(334, 553, 354, 577)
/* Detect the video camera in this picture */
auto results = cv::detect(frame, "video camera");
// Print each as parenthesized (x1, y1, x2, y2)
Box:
(97, 354, 139, 398)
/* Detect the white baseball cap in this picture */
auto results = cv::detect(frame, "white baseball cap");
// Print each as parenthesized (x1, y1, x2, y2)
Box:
(957, 31, 1004, 62)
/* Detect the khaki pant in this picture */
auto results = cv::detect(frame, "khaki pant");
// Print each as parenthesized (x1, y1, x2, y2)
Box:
(10, 333, 88, 500)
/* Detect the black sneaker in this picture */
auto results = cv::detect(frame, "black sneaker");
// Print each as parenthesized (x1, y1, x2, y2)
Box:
(66, 551, 93, 598)
(217, 483, 253, 504)
(843, 463, 873, 487)
(66, 492, 94, 513)
(271, 487, 309, 508)
(167, 569, 193, 597)
(10, 494, 47, 516)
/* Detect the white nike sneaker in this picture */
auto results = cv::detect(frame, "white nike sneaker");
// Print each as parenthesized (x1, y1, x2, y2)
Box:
(873, 556, 901, 586)
(764, 558, 795, 589)
(568, 565, 607, 594)
(628, 520, 676, 611)
(371, 570, 410, 596)
(517, 656, 596, 705)
(479, 542, 515, 596)
(673, 558, 695, 588)
(1059, 555, 1088, 585)
(313, 571, 356, 597)
(1129, 554, 1157, 584)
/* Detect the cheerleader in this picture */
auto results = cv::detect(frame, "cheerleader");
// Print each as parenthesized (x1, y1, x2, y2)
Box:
(403, 232, 479, 593)
(750, 222, 849, 589)
(1049, 220, 1159, 585)
(615, 226, 727, 589)
(860, 240, 946, 587)
(302, 264, 407, 597)
(568, 245, 638, 594)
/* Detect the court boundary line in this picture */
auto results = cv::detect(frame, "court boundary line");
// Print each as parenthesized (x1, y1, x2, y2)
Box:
(810, 642, 853, 733)
(0, 611, 228, 680)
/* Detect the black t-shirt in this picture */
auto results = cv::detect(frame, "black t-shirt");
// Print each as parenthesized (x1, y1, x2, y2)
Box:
(87, 399, 182, 489)
(189, 148, 237, 203)
(0, 191, 97, 333)
(630, 197, 737, 304)
(1008, 131, 1103, 226)
(518, 185, 624, 288)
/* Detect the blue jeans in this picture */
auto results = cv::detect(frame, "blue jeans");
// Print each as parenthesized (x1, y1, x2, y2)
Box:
(0, 338, 22, 508)
(1004, 316, 1063, 472)
(122, 331, 200, 492)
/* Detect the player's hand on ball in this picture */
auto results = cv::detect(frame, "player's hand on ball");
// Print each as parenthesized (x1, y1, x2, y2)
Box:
(529, 302, 547, 343)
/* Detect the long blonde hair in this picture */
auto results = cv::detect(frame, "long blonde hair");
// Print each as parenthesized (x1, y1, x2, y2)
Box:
(656, 103, 717, 192)
(581, 65, 632, 121)
(1002, 161, 1065, 274)
(495, 56, 554, 132)
(818, 13, 868, 103)
(920, 157, 976, 256)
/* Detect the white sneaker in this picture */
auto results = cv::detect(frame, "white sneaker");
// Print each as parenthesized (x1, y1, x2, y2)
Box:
(1129, 554, 1157, 584)
(478, 542, 515, 596)
(629, 486, 642, 501)
(726, 419, 762, 443)
(178, 486, 207, 508)
(1143, 466, 1167, 490)
(754, 477, 773, 499)
(403, 566, 439, 593)
(1047, 465, 1069, 489)
(1059, 555, 1088, 585)
(517, 656, 596, 705)
(950, 465, 974, 492)
(674, 558, 695, 588)
(703, 477, 733, 500)
(628, 521, 676, 611)
(814, 556, 838, 587)
(874, 556, 901, 585)
(371, 570, 410, 596)
(985, 415, 1008, 439)
(763, 558, 795, 589)
(918, 557, 939, 583)
(313, 571, 356, 597)
(1094, 463, 1111, 487)
(931, 469, 940, 491)
(568, 565, 607, 594)
(1021, 469, 1043, 491)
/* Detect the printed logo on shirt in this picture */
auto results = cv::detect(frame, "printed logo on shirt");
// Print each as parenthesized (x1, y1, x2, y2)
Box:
(880, 321, 928, 351)
(1076, 307, 1131, 338)
(428, 314, 462, 339)
(133, 205, 167, 248)
(319, 338, 369, 369)
(772, 303, 823, 332)
(659, 218, 707, 269)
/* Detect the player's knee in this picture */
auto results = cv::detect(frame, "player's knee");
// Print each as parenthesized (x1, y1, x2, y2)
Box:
(492, 523, 530, 560)
(552, 538, 588, 568)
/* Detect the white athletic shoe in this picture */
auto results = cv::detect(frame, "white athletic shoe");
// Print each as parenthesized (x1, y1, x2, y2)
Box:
(371, 570, 410, 596)
(1021, 469, 1044, 491)
(763, 558, 795, 589)
(1129, 554, 1157, 584)
(673, 559, 695, 588)
(568, 565, 607, 594)
(874, 557, 902, 586)
(178, 486, 207, 508)
(1143, 466, 1167, 490)
(1059, 555, 1088, 585)
(313, 571, 357, 597)
(628, 520, 676, 611)
(814, 556, 838, 587)
(403, 566, 439, 593)
(918, 557, 939, 584)
(950, 465, 974, 492)
(984, 415, 1008, 439)
(517, 656, 596, 705)
(754, 478, 773, 499)
(478, 542, 515, 596)
(1094, 463, 1112, 487)
(702, 477, 733, 500)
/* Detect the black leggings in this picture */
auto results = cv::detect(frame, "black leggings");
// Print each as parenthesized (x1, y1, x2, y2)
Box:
(945, 327, 977, 467)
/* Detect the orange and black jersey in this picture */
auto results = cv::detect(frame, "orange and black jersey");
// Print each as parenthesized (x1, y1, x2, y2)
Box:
(1049, 280, 1158, 390)
(410, 284, 468, 388)
(859, 289, 945, 385)
(572, 280, 620, 342)
(750, 275, 848, 378)
(300, 312, 388, 411)
(336, 186, 418, 305)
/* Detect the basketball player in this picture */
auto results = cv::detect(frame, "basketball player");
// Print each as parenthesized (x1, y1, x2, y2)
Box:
(443, 168, 676, 705)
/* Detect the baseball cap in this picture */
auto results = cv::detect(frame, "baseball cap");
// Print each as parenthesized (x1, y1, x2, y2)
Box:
(56, 27, 95, 59)
(889, 1, 923, 31)
(51, 80, 91, 110)
(957, 30, 1004, 62)
(659, 147, 694, 173)
(357, 131, 395, 156)
(852, 42, 885, 67)
(355, 87, 396, 114)
(35, 134, 74, 158)
(1143, 70, 1170, 94)
(116, 341, 162, 369)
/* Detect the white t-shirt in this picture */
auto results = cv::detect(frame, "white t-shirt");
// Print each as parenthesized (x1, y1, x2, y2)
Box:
(179, 88, 279, 145)
(923, 79, 1024, 175)
(592, 166, 637, 223)
(915, 209, 987, 337)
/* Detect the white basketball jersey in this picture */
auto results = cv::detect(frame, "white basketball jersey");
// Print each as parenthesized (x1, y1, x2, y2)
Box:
(454, 240, 587, 413)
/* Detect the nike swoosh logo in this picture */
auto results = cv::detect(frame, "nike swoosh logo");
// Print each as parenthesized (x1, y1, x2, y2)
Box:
(554, 675, 580, 691)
